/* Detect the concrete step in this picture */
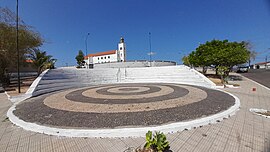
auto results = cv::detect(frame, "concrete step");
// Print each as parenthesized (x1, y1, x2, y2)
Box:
(122, 80, 210, 88)
(125, 75, 200, 79)
(39, 79, 79, 85)
(35, 82, 84, 91)
(33, 85, 83, 97)
(31, 65, 215, 96)
(123, 78, 204, 83)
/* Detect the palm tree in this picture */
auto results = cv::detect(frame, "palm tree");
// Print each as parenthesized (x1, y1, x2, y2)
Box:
(29, 49, 57, 75)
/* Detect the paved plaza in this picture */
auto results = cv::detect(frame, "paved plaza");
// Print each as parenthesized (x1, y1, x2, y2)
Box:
(13, 83, 234, 129)
(0, 76, 270, 151)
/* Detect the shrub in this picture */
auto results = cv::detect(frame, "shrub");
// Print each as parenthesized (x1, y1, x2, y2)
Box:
(137, 131, 170, 152)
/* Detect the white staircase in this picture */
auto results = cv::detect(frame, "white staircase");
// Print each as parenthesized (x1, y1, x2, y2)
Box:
(123, 65, 215, 88)
(32, 65, 215, 96)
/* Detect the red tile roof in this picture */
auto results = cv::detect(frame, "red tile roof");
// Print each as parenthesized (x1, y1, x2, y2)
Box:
(84, 50, 116, 59)
(254, 61, 270, 65)
(25, 59, 33, 63)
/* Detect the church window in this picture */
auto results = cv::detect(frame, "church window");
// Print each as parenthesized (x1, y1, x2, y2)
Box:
(121, 53, 122, 57)
(120, 47, 122, 50)
(98, 57, 99, 60)
(101, 57, 103, 59)
(108, 56, 110, 59)
(105, 56, 106, 59)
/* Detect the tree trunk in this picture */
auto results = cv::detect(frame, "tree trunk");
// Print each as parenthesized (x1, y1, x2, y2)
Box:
(37, 67, 42, 76)
(202, 66, 207, 75)
(220, 75, 224, 84)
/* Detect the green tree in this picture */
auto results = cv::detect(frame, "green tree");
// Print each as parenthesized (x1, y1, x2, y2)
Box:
(212, 41, 249, 69)
(184, 39, 250, 84)
(182, 55, 190, 66)
(183, 43, 214, 74)
(28, 49, 57, 75)
(0, 7, 43, 84)
(216, 66, 230, 84)
(75, 50, 85, 67)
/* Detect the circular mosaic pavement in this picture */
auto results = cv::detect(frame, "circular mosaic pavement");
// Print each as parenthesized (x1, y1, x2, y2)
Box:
(13, 83, 235, 129)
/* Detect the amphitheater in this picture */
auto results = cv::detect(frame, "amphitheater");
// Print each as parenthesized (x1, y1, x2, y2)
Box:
(7, 61, 240, 138)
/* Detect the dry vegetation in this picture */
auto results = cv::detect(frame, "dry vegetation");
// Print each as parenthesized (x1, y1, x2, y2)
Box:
(256, 111, 270, 116)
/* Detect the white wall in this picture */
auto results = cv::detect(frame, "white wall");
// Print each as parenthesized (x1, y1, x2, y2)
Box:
(254, 63, 270, 69)
(93, 54, 117, 64)
(84, 53, 118, 64)
(118, 42, 126, 62)
(93, 60, 177, 68)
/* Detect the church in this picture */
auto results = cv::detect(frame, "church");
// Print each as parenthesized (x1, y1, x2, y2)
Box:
(84, 37, 126, 67)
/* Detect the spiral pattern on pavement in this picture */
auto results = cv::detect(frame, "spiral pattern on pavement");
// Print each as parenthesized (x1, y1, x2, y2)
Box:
(13, 83, 235, 128)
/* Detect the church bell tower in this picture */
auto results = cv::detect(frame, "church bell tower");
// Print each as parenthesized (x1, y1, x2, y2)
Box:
(117, 37, 126, 62)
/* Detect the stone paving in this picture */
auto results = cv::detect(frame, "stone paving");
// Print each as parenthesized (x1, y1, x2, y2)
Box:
(0, 76, 270, 151)
(13, 83, 234, 129)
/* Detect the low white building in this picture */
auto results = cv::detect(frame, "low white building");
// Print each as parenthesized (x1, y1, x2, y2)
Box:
(252, 61, 270, 69)
(84, 37, 126, 67)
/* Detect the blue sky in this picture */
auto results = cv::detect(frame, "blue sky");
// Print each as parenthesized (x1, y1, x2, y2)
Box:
(1, 0, 270, 66)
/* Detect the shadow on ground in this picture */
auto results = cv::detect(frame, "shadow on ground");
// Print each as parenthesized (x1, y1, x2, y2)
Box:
(205, 74, 243, 81)
(228, 75, 243, 81)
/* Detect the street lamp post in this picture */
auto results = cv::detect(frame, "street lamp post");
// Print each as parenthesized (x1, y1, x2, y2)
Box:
(149, 32, 152, 66)
(85, 33, 90, 68)
(16, 0, 21, 93)
(85, 33, 90, 56)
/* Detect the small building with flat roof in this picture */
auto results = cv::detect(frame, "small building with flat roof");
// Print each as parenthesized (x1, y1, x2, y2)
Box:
(252, 61, 270, 69)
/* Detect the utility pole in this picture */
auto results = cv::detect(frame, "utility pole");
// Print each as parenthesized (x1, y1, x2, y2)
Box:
(16, 0, 21, 93)
(266, 55, 268, 69)
(266, 48, 270, 69)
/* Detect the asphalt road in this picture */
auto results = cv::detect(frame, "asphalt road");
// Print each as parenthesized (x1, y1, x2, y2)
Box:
(240, 69, 270, 89)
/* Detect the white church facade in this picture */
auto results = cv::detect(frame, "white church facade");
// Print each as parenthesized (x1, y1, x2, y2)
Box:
(84, 37, 126, 66)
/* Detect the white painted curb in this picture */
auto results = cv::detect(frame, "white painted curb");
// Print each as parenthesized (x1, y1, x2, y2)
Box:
(4, 91, 11, 99)
(8, 69, 49, 103)
(189, 68, 216, 88)
(26, 69, 49, 95)
(224, 84, 240, 89)
(250, 108, 270, 118)
(215, 85, 240, 89)
(7, 89, 240, 138)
